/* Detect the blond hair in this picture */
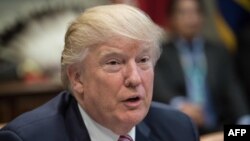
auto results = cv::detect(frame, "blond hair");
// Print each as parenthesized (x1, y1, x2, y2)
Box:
(61, 4, 164, 88)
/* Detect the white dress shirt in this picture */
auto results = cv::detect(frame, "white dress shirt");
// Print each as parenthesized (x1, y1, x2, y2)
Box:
(78, 104, 136, 141)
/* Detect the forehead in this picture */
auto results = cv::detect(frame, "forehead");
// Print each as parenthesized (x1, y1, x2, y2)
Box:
(92, 37, 153, 56)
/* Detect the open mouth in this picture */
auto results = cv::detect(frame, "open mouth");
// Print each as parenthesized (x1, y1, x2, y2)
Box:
(126, 96, 140, 102)
(122, 95, 142, 108)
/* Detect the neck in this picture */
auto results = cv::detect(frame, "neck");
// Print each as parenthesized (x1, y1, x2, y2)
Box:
(79, 102, 135, 135)
(109, 122, 134, 135)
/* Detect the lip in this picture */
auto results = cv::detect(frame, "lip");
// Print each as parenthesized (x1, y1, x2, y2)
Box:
(122, 94, 144, 109)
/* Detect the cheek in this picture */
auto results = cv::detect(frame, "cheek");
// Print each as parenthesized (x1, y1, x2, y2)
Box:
(146, 69, 154, 86)
(142, 70, 154, 98)
(98, 72, 124, 94)
(86, 70, 124, 102)
(82, 72, 123, 115)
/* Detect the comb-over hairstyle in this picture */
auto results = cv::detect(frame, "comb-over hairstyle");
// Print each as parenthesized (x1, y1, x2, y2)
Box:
(61, 4, 164, 89)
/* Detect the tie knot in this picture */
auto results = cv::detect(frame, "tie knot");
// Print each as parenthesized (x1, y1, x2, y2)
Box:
(118, 135, 133, 141)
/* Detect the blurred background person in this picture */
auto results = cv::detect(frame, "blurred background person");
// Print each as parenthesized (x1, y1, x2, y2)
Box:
(153, 0, 250, 135)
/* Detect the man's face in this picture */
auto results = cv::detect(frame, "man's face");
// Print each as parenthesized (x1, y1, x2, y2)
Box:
(172, 0, 203, 39)
(77, 37, 154, 134)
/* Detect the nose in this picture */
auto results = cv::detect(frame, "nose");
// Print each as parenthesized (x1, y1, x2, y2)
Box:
(124, 61, 142, 88)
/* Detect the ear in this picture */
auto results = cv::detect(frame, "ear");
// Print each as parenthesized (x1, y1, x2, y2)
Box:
(67, 65, 84, 95)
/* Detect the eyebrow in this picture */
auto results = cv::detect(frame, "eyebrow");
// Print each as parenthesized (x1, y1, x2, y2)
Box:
(98, 44, 153, 58)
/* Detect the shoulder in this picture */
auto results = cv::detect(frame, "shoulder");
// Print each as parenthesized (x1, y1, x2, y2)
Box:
(0, 91, 72, 141)
(161, 41, 177, 53)
(204, 41, 230, 55)
(143, 102, 199, 141)
(147, 102, 194, 125)
(157, 41, 178, 66)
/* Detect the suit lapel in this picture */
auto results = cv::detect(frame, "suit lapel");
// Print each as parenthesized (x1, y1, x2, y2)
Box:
(203, 42, 215, 89)
(170, 43, 186, 82)
(136, 121, 160, 141)
(64, 95, 91, 141)
(168, 42, 187, 95)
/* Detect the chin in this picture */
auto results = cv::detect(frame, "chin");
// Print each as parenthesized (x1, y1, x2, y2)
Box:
(123, 108, 148, 125)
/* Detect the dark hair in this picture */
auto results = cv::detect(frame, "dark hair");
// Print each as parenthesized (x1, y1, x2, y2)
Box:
(167, 0, 204, 17)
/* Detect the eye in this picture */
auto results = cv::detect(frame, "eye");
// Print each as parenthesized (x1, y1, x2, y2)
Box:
(102, 58, 123, 73)
(139, 56, 150, 63)
(137, 56, 152, 70)
(106, 59, 121, 65)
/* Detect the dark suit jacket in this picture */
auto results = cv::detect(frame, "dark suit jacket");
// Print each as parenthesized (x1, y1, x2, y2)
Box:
(0, 91, 199, 141)
(153, 40, 249, 130)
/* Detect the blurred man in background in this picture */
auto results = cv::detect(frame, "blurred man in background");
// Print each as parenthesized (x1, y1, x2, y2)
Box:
(153, 0, 250, 135)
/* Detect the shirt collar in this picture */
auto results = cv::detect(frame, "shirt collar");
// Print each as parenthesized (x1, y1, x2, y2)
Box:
(78, 104, 136, 141)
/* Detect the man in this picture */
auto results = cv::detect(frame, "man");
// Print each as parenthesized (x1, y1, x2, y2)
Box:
(153, 0, 250, 134)
(0, 4, 198, 141)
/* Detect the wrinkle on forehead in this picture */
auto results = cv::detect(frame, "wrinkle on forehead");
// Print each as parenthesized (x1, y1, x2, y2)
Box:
(97, 44, 153, 59)
(99, 37, 153, 53)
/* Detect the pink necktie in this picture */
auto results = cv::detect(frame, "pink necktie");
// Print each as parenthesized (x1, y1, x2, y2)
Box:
(118, 135, 133, 141)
